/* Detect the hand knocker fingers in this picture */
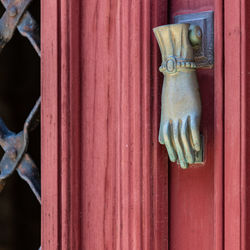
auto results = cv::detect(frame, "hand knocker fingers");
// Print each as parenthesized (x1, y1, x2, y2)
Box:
(159, 126, 165, 145)
(162, 122, 177, 162)
(189, 116, 201, 152)
(172, 121, 187, 169)
(180, 119, 194, 164)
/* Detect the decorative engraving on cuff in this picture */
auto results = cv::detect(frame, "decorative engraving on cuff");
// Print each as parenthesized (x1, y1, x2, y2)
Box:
(159, 56, 197, 75)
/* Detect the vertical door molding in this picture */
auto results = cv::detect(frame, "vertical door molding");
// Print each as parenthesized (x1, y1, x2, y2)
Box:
(41, 0, 82, 249)
(214, 0, 224, 249)
(167, 1, 224, 249)
(41, 0, 169, 249)
(224, 0, 250, 248)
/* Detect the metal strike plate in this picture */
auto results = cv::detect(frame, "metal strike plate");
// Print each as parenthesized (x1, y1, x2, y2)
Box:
(174, 11, 214, 68)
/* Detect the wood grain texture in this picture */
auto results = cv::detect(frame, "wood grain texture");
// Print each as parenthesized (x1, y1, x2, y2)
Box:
(214, 0, 224, 249)
(224, 1, 241, 247)
(224, 0, 250, 249)
(168, 1, 224, 250)
(41, 0, 59, 249)
(42, 0, 169, 249)
(224, 0, 242, 249)
(244, 1, 250, 248)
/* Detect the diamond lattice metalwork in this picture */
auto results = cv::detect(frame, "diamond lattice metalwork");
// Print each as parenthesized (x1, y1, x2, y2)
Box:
(0, 0, 40, 248)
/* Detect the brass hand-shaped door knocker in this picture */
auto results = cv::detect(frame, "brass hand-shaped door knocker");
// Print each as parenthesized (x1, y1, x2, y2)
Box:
(153, 23, 203, 169)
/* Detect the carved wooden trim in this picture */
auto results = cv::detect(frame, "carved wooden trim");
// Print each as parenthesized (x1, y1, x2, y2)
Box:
(41, 0, 169, 249)
(224, 0, 250, 248)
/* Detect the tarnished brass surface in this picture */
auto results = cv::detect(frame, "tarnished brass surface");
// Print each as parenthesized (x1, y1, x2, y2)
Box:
(153, 23, 202, 169)
(174, 11, 214, 68)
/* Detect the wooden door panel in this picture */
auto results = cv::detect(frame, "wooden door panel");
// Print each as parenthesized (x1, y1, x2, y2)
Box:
(168, 1, 224, 249)
(224, 0, 250, 249)
(41, 0, 250, 249)
(42, 0, 169, 249)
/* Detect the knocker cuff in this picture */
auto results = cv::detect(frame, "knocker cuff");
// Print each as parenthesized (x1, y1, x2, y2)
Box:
(159, 56, 197, 75)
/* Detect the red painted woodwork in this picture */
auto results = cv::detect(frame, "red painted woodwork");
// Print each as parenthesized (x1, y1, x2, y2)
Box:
(41, 0, 250, 249)
(244, 2, 250, 248)
(224, 0, 242, 248)
(42, 0, 169, 249)
(168, 1, 224, 250)
(224, 0, 250, 249)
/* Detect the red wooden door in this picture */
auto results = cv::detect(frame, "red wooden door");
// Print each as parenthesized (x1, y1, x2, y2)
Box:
(41, 0, 250, 249)
(167, 2, 223, 250)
